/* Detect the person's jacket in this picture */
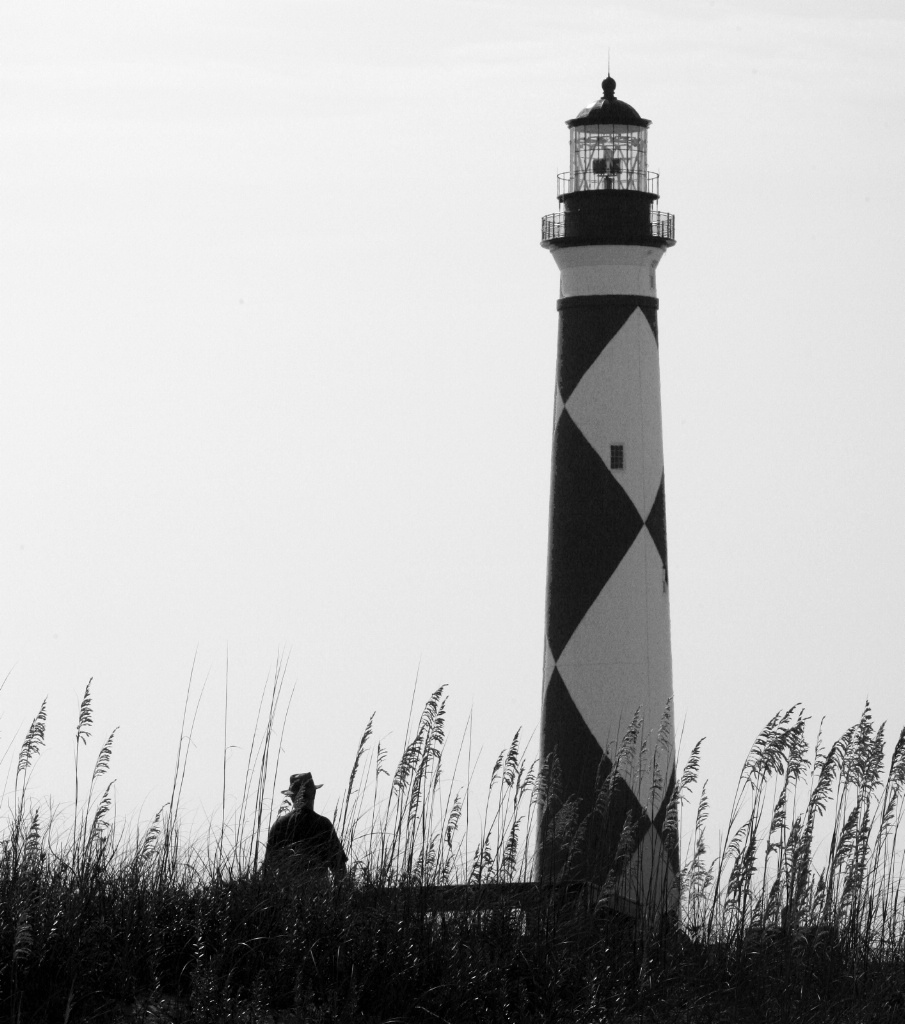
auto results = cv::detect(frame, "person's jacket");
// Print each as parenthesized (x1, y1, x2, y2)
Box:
(264, 806, 347, 880)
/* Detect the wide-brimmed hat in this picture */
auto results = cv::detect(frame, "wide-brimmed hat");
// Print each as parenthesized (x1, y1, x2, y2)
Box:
(281, 772, 323, 798)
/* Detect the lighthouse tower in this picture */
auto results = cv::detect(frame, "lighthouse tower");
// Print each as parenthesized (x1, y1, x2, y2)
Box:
(538, 75, 677, 915)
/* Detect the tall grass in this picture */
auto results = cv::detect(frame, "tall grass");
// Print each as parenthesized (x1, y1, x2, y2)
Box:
(683, 704, 905, 951)
(335, 687, 540, 889)
(2, 681, 905, 1022)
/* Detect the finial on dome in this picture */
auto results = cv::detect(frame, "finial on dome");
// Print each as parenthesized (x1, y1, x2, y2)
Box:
(602, 75, 616, 98)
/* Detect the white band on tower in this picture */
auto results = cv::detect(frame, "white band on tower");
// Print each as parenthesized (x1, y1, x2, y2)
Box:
(552, 245, 664, 298)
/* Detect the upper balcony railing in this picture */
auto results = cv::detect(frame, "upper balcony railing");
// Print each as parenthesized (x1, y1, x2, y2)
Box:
(557, 171, 659, 197)
(541, 209, 675, 244)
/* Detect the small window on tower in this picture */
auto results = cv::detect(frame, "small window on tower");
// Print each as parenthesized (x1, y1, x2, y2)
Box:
(610, 445, 624, 470)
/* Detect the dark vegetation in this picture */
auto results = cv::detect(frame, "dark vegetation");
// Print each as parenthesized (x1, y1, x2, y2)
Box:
(3, 676, 905, 1022)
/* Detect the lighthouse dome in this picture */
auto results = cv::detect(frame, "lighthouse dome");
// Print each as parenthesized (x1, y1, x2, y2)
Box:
(567, 76, 651, 128)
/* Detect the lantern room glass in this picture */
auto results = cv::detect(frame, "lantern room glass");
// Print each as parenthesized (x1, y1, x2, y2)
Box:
(569, 124, 649, 192)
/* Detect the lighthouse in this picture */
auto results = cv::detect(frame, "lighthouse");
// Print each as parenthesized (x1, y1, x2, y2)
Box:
(538, 75, 677, 916)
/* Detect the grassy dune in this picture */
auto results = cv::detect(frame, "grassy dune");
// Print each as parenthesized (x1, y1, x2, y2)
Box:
(2, 682, 905, 1022)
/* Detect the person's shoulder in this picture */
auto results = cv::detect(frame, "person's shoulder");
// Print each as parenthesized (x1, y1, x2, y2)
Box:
(268, 809, 298, 837)
(307, 810, 336, 831)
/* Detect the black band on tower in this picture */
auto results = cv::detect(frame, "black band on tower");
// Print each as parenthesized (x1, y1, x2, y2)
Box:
(557, 295, 659, 311)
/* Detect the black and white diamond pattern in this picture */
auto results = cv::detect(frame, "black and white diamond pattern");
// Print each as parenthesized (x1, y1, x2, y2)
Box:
(541, 297, 675, 894)
(546, 409, 644, 662)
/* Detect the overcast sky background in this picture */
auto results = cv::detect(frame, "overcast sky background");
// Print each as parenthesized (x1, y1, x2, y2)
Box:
(2, 0, 905, 856)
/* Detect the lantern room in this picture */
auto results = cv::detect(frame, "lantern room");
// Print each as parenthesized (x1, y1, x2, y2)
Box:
(566, 76, 651, 193)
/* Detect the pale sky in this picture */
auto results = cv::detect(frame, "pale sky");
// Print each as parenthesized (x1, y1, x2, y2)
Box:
(2, 0, 905, 851)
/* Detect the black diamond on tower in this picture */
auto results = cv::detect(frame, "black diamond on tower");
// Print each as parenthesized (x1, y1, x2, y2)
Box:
(556, 303, 637, 402)
(546, 409, 644, 660)
(645, 473, 668, 574)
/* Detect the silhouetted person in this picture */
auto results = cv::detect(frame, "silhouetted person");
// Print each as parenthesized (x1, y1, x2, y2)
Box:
(264, 772, 347, 887)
